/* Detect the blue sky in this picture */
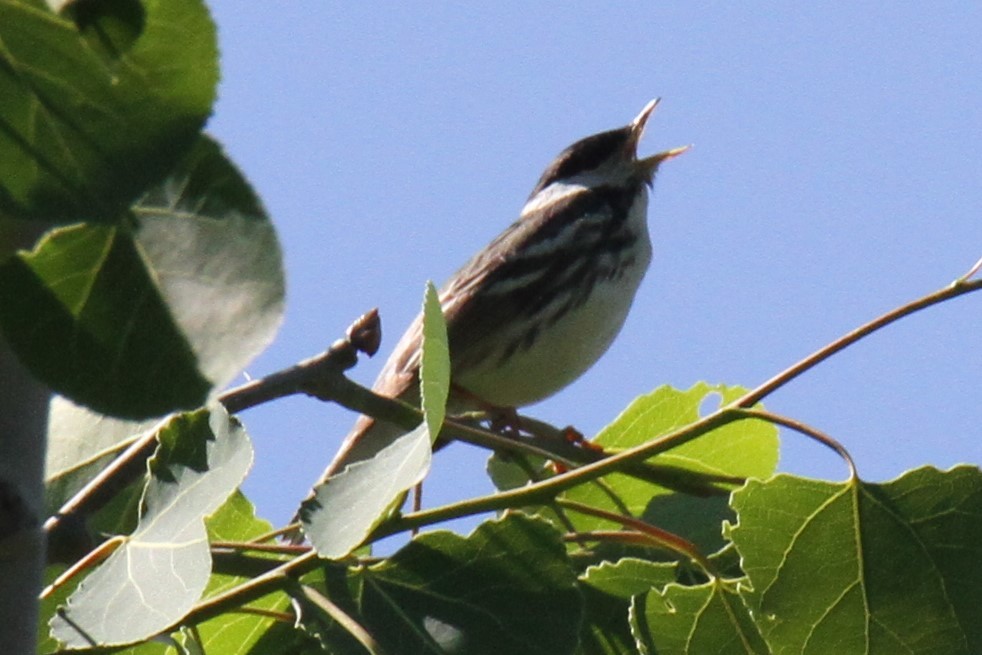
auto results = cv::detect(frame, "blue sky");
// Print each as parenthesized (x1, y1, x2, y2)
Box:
(206, 4, 982, 529)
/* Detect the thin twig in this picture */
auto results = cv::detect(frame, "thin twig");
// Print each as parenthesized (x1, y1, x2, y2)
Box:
(40, 537, 124, 599)
(299, 584, 389, 655)
(229, 606, 294, 623)
(957, 255, 982, 283)
(210, 541, 306, 555)
(557, 499, 713, 574)
(731, 408, 857, 479)
(44, 422, 165, 554)
(734, 277, 982, 409)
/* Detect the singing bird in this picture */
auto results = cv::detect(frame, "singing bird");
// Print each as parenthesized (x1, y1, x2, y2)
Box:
(304, 99, 686, 503)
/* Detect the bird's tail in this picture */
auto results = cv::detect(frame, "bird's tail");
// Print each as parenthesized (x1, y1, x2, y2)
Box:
(287, 396, 420, 543)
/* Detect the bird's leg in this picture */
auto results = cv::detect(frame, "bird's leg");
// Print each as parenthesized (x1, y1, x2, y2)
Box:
(448, 384, 523, 436)
(487, 406, 523, 438)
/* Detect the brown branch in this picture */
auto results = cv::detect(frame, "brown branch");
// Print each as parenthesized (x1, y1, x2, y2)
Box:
(219, 308, 381, 413)
(44, 311, 383, 556)
(734, 276, 982, 409)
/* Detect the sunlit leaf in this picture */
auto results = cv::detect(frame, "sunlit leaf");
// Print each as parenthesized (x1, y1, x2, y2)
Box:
(195, 493, 288, 654)
(420, 280, 450, 441)
(581, 558, 678, 598)
(577, 558, 679, 655)
(729, 467, 982, 655)
(50, 405, 253, 648)
(300, 424, 431, 559)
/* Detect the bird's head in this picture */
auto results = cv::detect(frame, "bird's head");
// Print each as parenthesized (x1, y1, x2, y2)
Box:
(529, 98, 689, 197)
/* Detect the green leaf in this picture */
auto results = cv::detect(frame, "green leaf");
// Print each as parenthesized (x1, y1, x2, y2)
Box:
(0, 136, 285, 419)
(322, 513, 582, 655)
(581, 557, 678, 598)
(0, 0, 218, 221)
(195, 492, 289, 655)
(130, 136, 284, 392)
(50, 405, 254, 648)
(594, 383, 778, 495)
(44, 395, 164, 514)
(577, 559, 680, 655)
(0, 222, 211, 417)
(300, 424, 431, 559)
(729, 467, 982, 655)
(632, 580, 768, 655)
(564, 384, 779, 551)
(40, 563, 171, 654)
(420, 280, 450, 441)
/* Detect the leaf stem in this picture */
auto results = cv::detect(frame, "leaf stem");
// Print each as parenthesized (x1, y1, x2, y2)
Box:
(731, 408, 857, 480)
(733, 277, 982, 409)
(39, 537, 124, 600)
(557, 499, 714, 574)
(299, 584, 389, 655)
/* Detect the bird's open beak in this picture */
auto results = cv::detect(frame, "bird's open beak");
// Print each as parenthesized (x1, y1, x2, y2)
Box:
(629, 98, 661, 150)
(630, 98, 691, 178)
(639, 144, 691, 170)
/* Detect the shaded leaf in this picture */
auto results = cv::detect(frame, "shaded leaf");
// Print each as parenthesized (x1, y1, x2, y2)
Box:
(0, 222, 211, 417)
(50, 405, 253, 647)
(0, 0, 217, 221)
(0, 136, 284, 418)
(195, 492, 289, 654)
(577, 559, 679, 655)
(44, 395, 164, 513)
(245, 622, 327, 655)
(632, 580, 768, 655)
(319, 513, 582, 655)
(581, 558, 678, 598)
(729, 467, 982, 655)
(300, 424, 431, 559)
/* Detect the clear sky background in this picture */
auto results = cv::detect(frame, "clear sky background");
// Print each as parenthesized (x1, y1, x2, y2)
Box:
(204, 3, 982, 530)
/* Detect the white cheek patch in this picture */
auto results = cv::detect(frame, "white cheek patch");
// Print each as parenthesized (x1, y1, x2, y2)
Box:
(519, 182, 584, 217)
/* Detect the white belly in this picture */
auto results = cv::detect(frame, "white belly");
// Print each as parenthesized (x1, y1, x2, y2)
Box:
(455, 192, 653, 408)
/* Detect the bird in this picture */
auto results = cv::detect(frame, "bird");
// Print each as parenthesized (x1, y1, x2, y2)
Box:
(303, 98, 687, 505)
